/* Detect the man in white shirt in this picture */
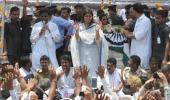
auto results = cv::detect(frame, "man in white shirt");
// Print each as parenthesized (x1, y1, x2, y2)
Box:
(19, 58, 34, 81)
(123, 3, 151, 69)
(56, 54, 75, 98)
(30, 8, 61, 71)
(97, 58, 122, 98)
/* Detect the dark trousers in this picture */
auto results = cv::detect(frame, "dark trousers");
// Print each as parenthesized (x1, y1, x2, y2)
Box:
(56, 46, 71, 66)
(7, 55, 20, 66)
(56, 46, 64, 66)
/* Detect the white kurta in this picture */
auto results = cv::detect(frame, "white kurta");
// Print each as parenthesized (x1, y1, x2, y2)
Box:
(30, 21, 61, 71)
(97, 68, 122, 95)
(56, 67, 75, 97)
(71, 23, 108, 77)
(131, 14, 151, 69)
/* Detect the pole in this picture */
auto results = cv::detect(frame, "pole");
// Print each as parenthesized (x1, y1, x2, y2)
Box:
(100, 0, 104, 10)
(109, 0, 112, 6)
(0, 0, 5, 53)
(50, 0, 52, 6)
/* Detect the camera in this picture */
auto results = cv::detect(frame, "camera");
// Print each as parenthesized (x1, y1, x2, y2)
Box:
(153, 72, 160, 79)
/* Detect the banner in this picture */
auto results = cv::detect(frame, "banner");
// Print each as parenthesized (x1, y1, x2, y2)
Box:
(0, 0, 5, 53)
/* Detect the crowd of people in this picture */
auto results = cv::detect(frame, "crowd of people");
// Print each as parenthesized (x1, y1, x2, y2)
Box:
(0, 0, 170, 99)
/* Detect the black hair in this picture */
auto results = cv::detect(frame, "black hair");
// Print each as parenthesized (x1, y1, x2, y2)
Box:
(99, 13, 107, 21)
(10, 6, 19, 14)
(107, 58, 117, 65)
(150, 8, 157, 13)
(74, 4, 84, 9)
(82, 8, 94, 26)
(125, 4, 132, 11)
(60, 54, 72, 62)
(20, 58, 31, 67)
(97, 9, 104, 17)
(142, 4, 149, 10)
(40, 55, 50, 61)
(155, 10, 169, 18)
(108, 5, 117, 13)
(132, 3, 144, 14)
(130, 55, 141, 66)
(50, 8, 58, 15)
(39, 8, 50, 15)
(61, 7, 71, 14)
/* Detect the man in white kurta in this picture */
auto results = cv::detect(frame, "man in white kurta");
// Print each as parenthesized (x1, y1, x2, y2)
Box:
(131, 14, 151, 68)
(97, 58, 122, 96)
(123, 3, 151, 69)
(30, 21, 61, 71)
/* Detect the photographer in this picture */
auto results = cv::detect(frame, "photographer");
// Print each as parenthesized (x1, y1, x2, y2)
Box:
(138, 64, 170, 100)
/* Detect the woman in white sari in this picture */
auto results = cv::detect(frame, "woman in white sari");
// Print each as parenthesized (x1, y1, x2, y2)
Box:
(71, 9, 108, 77)
(30, 8, 61, 71)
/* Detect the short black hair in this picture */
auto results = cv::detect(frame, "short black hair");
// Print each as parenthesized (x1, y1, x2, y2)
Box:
(132, 3, 144, 14)
(130, 55, 141, 66)
(60, 54, 72, 62)
(40, 55, 50, 61)
(155, 10, 169, 18)
(97, 9, 104, 17)
(107, 58, 117, 65)
(10, 6, 19, 14)
(47, 5, 58, 15)
(61, 7, 71, 14)
(39, 8, 50, 15)
(108, 5, 117, 12)
(74, 4, 84, 9)
(125, 4, 132, 11)
(20, 58, 31, 67)
(99, 13, 107, 21)
(142, 4, 149, 10)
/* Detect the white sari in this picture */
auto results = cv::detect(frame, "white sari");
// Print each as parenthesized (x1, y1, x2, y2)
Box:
(71, 23, 108, 77)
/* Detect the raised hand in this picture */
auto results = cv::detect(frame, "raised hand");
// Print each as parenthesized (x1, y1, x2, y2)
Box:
(157, 72, 168, 84)
(139, 91, 157, 100)
(49, 68, 57, 82)
(22, 0, 28, 7)
(39, 23, 47, 36)
(73, 67, 81, 79)
(81, 65, 89, 79)
(96, 66, 105, 79)
(94, 92, 110, 100)
(95, 24, 101, 40)
(73, 23, 80, 32)
(26, 78, 37, 92)
(96, 24, 102, 32)
(3, 72, 14, 90)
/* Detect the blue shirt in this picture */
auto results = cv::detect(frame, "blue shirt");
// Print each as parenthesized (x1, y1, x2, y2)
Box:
(50, 15, 74, 49)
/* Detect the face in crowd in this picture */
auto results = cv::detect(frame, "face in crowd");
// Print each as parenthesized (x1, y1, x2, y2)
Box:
(40, 57, 50, 71)
(107, 62, 116, 74)
(10, 7, 20, 22)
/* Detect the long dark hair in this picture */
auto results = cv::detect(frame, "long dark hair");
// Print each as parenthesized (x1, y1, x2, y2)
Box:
(82, 8, 94, 26)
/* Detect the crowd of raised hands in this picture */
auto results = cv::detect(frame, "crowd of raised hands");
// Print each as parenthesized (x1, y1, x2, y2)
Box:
(0, 57, 168, 100)
(0, 62, 58, 100)
(0, 63, 112, 100)
(72, 65, 110, 100)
